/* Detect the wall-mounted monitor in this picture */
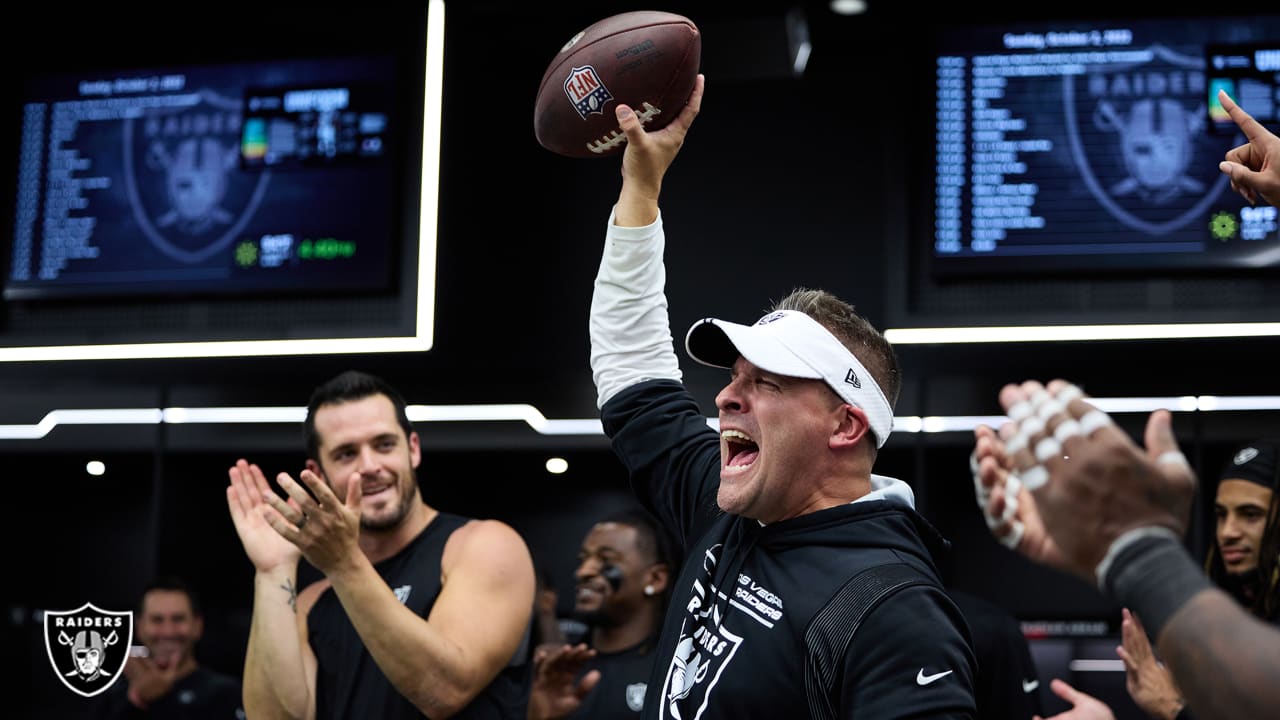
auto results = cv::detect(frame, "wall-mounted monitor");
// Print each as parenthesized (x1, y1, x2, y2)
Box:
(0, 0, 443, 360)
(919, 14, 1280, 280)
(6, 55, 400, 301)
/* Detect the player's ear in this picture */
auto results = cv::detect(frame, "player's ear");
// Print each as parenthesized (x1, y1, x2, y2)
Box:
(409, 431, 422, 469)
(646, 563, 671, 596)
(830, 404, 871, 450)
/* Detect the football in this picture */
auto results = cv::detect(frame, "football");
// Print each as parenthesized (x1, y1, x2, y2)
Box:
(533, 11, 700, 159)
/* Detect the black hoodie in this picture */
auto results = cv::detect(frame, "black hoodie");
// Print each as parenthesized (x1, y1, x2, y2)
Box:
(602, 379, 977, 719)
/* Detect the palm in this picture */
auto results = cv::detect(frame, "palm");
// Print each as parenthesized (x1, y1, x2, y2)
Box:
(1119, 609, 1183, 719)
(1011, 481, 1067, 568)
(227, 461, 301, 571)
(975, 426, 1068, 570)
(543, 685, 586, 717)
(529, 645, 598, 720)
(1038, 679, 1116, 720)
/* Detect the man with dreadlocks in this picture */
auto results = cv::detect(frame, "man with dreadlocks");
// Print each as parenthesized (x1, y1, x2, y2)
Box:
(1117, 439, 1280, 720)
(1206, 440, 1280, 621)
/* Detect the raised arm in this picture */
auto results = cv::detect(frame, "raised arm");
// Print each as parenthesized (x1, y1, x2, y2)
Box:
(588, 73, 704, 409)
(614, 73, 704, 227)
(227, 459, 313, 719)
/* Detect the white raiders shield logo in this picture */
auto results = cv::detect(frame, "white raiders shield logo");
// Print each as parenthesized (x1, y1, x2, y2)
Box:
(122, 87, 270, 263)
(43, 602, 133, 697)
(659, 617, 744, 720)
(1062, 44, 1232, 234)
(625, 682, 647, 712)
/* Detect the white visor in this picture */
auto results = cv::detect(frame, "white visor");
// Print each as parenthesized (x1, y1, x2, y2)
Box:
(685, 310, 894, 447)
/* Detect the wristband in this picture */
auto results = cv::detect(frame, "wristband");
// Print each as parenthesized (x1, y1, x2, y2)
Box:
(1094, 526, 1179, 587)
(1100, 529, 1212, 639)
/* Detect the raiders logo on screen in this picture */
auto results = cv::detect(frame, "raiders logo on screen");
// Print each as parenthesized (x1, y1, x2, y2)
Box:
(1063, 44, 1230, 233)
(123, 87, 269, 264)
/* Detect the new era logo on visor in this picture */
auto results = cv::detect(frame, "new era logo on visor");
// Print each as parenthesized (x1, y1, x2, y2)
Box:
(844, 369, 861, 388)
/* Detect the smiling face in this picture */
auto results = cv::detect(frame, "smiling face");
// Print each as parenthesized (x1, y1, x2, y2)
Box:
(1216, 478, 1274, 575)
(311, 393, 422, 531)
(713, 357, 850, 523)
(574, 521, 655, 626)
(137, 589, 202, 670)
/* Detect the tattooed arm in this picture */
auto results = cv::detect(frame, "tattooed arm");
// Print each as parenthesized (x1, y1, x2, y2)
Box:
(228, 459, 316, 719)
(241, 573, 324, 720)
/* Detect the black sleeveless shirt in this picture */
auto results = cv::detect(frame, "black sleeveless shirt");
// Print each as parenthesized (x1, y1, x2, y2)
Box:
(307, 512, 531, 719)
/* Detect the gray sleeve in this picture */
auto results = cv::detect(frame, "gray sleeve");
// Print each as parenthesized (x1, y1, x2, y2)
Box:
(589, 207, 683, 409)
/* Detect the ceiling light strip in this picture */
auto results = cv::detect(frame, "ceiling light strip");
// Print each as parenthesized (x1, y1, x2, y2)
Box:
(1067, 659, 1125, 672)
(885, 322, 1280, 344)
(163, 407, 307, 424)
(2, 395, 1279, 440)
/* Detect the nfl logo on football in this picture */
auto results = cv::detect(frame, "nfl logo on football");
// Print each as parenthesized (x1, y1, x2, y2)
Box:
(563, 65, 614, 119)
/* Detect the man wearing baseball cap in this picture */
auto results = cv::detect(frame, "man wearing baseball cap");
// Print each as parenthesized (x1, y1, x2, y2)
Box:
(1206, 439, 1280, 623)
(586, 74, 976, 718)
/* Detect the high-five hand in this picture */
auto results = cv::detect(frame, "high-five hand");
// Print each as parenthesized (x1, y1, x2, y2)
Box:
(260, 468, 363, 574)
(226, 458, 302, 572)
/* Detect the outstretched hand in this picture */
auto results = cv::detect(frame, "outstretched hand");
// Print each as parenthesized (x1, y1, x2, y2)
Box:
(260, 468, 364, 575)
(981, 380, 1195, 584)
(1117, 608, 1185, 720)
(1218, 89, 1280, 208)
(226, 459, 302, 572)
(1034, 679, 1116, 720)
(227, 459, 364, 575)
(972, 423, 1064, 568)
(527, 643, 601, 720)
(122, 655, 182, 708)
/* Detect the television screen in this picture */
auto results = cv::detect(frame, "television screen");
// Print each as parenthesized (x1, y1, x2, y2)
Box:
(921, 14, 1280, 279)
(5, 54, 401, 301)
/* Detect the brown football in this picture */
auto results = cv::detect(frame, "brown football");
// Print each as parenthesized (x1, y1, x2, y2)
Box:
(533, 11, 700, 159)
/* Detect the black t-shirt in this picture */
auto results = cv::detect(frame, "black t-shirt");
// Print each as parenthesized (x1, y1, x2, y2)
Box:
(948, 590, 1043, 720)
(307, 512, 530, 720)
(92, 665, 243, 720)
(569, 640, 658, 719)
